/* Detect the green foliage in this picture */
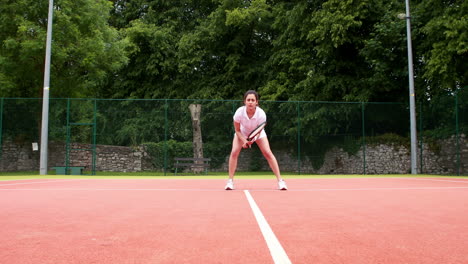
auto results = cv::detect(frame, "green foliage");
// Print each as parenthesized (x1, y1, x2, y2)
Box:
(2, 94, 465, 174)
(143, 140, 192, 171)
(0, 0, 465, 103)
(96, 100, 167, 146)
(0, 98, 41, 143)
(203, 141, 231, 169)
(247, 147, 263, 171)
(265, 0, 407, 102)
(340, 135, 362, 156)
(0, 0, 128, 98)
(418, 0, 467, 95)
(422, 127, 455, 141)
(308, 0, 366, 51)
(1, 1, 466, 174)
(68, 100, 95, 143)
(366, 133, 409, 147)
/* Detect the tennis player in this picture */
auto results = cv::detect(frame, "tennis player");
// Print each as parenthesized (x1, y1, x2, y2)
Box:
(225, 90, 287, 190)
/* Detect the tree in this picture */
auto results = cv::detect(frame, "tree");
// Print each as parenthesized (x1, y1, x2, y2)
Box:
(2, 0, 465, 109)
(103, 0, 218, 99)
(417, 0, 467, 97)
(261, 0, 412, 103)
(0, 0, 128, 98)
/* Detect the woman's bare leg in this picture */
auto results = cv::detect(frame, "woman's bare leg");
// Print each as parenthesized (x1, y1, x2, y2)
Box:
(228, 134, 243, 180)
(256, 137, 283, 181)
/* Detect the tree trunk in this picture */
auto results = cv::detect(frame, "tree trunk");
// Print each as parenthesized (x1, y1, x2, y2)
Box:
(189, 104, 203, 173)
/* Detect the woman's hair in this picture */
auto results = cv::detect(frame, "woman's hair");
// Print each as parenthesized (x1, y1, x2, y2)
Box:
(243, 90, 259, 102)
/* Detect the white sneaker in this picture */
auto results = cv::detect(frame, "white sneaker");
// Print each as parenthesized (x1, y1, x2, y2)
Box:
(225, 179, 234, 190)
(278, 180, 288, 190)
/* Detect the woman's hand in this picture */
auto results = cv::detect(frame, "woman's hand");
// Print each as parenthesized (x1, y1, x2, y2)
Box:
(242, 139, 252, 148)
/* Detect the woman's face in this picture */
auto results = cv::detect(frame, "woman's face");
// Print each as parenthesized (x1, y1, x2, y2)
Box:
(244, 94, 258, 109)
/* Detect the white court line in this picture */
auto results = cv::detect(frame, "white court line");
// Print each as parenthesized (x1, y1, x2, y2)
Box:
(244, 190, 291, 264)
(1, 186, 468, 191)
(0, 179, 83, 186)
(0, 178, 44, 182)
(0, 188, 229, 191)
(284, 186, 468, 191)
(400, 177, 468, 184)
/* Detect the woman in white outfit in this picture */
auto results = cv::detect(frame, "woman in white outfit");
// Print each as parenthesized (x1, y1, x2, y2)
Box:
(225, 90, 287, 190)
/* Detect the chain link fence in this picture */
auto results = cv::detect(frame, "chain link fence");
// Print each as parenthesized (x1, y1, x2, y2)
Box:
(0, 90, 466, 175)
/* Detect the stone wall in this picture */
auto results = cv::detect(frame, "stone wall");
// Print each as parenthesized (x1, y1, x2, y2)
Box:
(221, 134, 467, 175)
(0, 141, 152, 173)
(0, 142, 40, 171)
(1, 135, 466, 174)
(419, 134, 468, 174)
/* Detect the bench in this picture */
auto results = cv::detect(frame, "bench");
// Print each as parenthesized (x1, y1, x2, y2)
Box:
(174, 158, 211, 175)
(52, 166, 85, 175)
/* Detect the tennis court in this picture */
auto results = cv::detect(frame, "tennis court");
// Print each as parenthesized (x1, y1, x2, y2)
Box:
(1, 177, 467, 264)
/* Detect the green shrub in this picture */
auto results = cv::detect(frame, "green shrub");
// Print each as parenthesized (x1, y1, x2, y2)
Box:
(366, 133, 409, 148)
(143, 140, 192, 171)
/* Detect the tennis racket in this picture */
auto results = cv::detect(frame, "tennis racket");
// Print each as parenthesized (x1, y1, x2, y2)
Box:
(246, 121, 266, 147)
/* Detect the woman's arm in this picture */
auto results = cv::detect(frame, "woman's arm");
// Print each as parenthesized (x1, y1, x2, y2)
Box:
(234, 121, 250, 148)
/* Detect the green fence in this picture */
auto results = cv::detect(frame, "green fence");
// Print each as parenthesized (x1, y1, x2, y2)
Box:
(0, 91, 466, 175)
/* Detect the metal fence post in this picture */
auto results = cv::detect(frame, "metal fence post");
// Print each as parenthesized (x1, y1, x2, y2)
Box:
(419, 102, 423, 173)
(92, 99, 97, 175)
(297, 102, 301, 175)
(66, 98, 71, 173)
(164, 99, 168, 176)
(0, 98, 3, 159)
(455, 91, 460, 176)
(361, 102, 366, 174)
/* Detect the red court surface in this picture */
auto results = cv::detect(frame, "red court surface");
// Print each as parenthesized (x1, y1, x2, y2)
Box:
(0, 177, 467, 264)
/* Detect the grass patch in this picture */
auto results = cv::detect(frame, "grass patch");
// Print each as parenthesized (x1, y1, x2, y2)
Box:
(0, 171, 467, 180)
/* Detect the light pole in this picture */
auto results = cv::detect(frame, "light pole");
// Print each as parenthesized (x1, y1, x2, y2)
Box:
(40, 0, 54, 175)
(399, 0, 418, 174)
